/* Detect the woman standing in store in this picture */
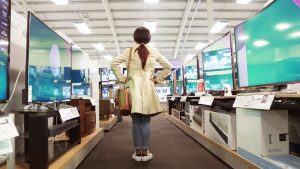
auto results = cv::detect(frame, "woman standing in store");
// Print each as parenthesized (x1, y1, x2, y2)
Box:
(110, 27, 172, 162)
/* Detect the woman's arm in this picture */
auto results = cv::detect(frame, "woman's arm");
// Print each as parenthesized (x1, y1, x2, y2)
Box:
(110, 49, 129, 83)
(154, 51, 172, 83)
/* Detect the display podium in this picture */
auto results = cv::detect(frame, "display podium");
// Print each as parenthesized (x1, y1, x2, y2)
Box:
(16, 109, 81, 169)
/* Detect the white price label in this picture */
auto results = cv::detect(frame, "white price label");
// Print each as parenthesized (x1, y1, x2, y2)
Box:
(170, 96, 176, 101)
(59, 108, 80, 122)
(233, 94, 274, 110)
(0, 116, 19, 141)
(198, 96, 214, 106)
(180, 96, 188, 102)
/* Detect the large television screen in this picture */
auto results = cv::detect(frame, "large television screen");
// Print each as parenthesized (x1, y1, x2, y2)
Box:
(235, 0, 300, 87)
(72, 50, 90, 83)
(26, 13, 72, 103)
(100, 68, 117, 81)
(0, 0, 10, 102)
(202, 33, 234, 91)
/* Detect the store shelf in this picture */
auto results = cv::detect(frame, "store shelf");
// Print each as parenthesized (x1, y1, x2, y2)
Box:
(165, 113, 259, 169)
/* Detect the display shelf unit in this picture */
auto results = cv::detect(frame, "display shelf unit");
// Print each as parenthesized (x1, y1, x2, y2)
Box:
(15, 109, 81, 169)
(168, 94, 300, 169)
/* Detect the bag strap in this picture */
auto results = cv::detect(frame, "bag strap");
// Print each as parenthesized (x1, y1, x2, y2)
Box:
(126, 47, 133, 81)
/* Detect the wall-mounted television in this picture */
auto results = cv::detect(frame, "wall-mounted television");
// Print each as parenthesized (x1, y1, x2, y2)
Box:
(26, 12, 72, 103)
(0, 0, 11, 102)
(72, 49, 90, 83)
(235, 0, 300, 88)
(202, 32, 234, 91)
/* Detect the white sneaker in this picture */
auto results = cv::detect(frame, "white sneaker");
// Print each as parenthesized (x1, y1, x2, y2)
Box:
(141, 152, 153, 162)
(132, 153, 142, 162)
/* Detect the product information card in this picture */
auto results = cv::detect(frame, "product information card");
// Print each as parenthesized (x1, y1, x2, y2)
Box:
(59, 107, 80, 122)
(198, 96, 214, 106)
(0, 116, 19, 141)
(233, 94, 275, 110)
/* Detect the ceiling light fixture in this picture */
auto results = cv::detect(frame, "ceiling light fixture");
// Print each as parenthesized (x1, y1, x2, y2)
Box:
(104, 55, 112, 60)
(236, 0, 253, 4)
(93, 43, 105, 51)
(51, 0, 69, 5)
(144, 21, 157, 33)
(238, 35, 249, 41)
(144, 0, 159, 4)
(209, 21, 228, 34)
(73, 22, 91, 34)
(195, 42, 207, 50)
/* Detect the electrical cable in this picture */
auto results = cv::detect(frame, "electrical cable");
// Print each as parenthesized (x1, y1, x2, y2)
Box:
(1, 65, 24, 112)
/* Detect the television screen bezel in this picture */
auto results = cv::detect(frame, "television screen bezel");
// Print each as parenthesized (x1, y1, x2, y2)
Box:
(233, 0, 299, 89)
(0, 0, 11, 103)
(201, 32, 235, 92)
(25, 12, 72, 104)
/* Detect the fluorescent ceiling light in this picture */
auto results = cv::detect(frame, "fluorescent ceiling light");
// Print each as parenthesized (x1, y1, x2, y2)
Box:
(144, 21, 157, 33)
(276, 23, 291, 30)
(52, 0, 69, 5)
(290, 31, 300, 38)
(195, 42, 207, 50)
(254, 40, 269, 47)
(209, 21, 228, 33)
(73, 22, 91, 34)
(238, 35, 249, 41)
(0, 40, 9, 45)
(148, 42, 154, 47)
(72, 45, 80, 49)
(144, 0, 159, 3)
(93, 43, 105, 51)
(236, 0, 253, 4)
(104, 55, 112, 60)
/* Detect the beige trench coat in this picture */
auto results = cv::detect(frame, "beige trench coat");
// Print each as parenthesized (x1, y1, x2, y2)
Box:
(110, 44, 172, 115)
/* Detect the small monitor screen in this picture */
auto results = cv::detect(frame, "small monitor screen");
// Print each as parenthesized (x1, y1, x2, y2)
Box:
(72, 83, 90, 96)
(27, 13, 72, 102)
(202, 33, 233, 91)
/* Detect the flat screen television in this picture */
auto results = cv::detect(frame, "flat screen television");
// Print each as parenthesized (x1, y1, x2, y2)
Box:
(102, 86, 109, 98)
(72, 69, 89, 83)
(26, 12, 72, 103)
(235, 0, 300, 88)
(202, 32, 234, 91)
(100, 68, 117, 81)
(72, 83, 90, 96)
(72, 49, 89, 83)
(0, 0, 10, 102)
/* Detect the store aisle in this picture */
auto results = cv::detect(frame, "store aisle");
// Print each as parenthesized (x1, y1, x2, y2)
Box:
(77, 114, 231, 169)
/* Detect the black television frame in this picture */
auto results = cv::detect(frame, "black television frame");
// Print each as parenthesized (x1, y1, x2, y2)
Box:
(0, 0, 11, 103)
(201, 32, 235, 92)
(233, 0, 300, 89)
(25, 12, 72, 104)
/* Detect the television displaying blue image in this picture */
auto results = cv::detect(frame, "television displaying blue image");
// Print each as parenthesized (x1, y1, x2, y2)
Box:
(102, 86, 109, 98)
(72, 83, 90, 96)
(202, 33, 234, 91)
(186, 80, 198, 94)
(72, 69, 87, 83)
(0, 0, 10, 102)
(185, 66, 198, 80)
(100, 68, 117, 81)
(26, 13, 72, 103)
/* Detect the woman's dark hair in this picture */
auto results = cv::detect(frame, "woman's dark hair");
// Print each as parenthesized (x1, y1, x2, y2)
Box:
(133, 27, 151, 70)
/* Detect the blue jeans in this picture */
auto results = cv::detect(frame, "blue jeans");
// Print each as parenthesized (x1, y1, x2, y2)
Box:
(131, 113, 151, 149)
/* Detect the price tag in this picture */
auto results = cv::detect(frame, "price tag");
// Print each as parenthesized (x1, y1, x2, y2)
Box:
(170, 96, 176, 101)
(59, 107, 80, 122)
(89, 98, 98, 106)
(0, 140, 13, 155)
(233, 94, 274, 110)
(0, 116, 19, 141)
(198, 96, 214, 106)
(180, 96, 188, 102)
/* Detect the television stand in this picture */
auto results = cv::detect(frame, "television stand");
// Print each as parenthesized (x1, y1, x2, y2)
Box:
(15, 109, 81, 169)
